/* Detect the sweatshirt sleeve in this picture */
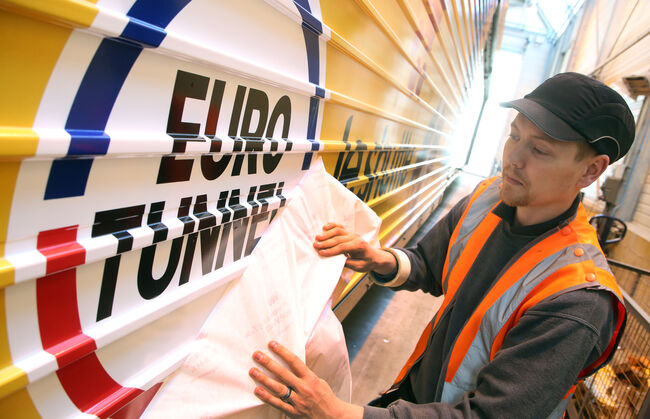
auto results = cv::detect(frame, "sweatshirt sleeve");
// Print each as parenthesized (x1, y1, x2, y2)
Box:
(361, 288, 617, 419)
(390, 194, 471, 296)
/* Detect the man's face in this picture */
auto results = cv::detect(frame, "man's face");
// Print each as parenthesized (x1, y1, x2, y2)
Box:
(501, 114, 585, 211)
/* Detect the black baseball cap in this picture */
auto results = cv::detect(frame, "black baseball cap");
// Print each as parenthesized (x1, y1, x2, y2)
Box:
(500, 72, 636, 163)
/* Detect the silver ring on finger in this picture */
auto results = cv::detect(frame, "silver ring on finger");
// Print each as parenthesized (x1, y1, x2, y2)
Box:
(280, 386, 294, 403)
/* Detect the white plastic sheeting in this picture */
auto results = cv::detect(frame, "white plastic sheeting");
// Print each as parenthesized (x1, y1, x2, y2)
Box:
(144, 158, 381, 418)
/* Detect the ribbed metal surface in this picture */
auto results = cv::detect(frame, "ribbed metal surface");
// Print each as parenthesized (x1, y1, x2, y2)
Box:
(0, 0, 497, 416)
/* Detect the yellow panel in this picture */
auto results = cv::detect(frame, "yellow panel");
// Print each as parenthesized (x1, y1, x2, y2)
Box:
(0, 8, 76, 412)
(0, 10, 75, 128)
(0, 162, 19, 287)
(321, 0, 422, 99)
(0, 366, 29, 401)
(0, 388, 40, 419)
(319, 102, 443, 149)
(371, 0, 457, 104)
(0, 0, 98, 28)
(399, 0, 462, 101)
(0, 129, 39, 160)
(0, 288, 30, 399)
(0, 8, 75, 283)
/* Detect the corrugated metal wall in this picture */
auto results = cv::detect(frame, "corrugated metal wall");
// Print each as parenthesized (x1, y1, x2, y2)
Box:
(0, 0, 498, 416)
(565, 0, 650, 225)
(566, 0, 650, 86)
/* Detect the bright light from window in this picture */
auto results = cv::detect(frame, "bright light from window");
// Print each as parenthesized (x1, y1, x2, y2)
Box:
(537, 0, 585, 39)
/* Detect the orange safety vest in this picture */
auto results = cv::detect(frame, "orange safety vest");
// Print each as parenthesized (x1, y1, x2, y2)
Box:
(392, 177, 626, 418)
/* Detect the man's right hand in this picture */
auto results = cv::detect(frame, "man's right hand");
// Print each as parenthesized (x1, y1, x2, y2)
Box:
(313, 223, 397, 275)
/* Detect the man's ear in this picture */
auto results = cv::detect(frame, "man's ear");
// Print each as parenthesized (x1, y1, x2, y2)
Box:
(577, 154, 609, 188)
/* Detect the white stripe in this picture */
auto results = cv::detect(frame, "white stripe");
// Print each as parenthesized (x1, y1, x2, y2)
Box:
(5, 281, 58, 382)
(27, 372, 93, 419)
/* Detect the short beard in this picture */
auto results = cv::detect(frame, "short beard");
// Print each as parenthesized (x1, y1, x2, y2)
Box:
(500, 183, 530, 207)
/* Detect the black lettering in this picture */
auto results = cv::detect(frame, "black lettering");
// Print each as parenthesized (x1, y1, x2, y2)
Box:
(179, 232, 198, 285)
(264, 95, 292, 172)
(231, 217, 250, 262)
(245, 212, 269, 256)
(241, 88, 268, 140)
(193, 194, 216, 230)
(137, 237, 183, 300)
(262, 152, 282, 174)
(334, 116, 354, 179)
(229, 189, 247, 220)
(157, 70, 209, 184)
(214, 222, 231, 270)
(363, 150, 376, 177)
(244, 140, 262, 176)
(92, 205, 145, 237)
(148, 201, 168, 243)
(114, 231, 134, 254)
(354, 182, 370, 201)
(231, 154, 245, 176)
(167, 70, 209, 136)
(216, 190, 232, 223)
(201, 153, 231, 180)
(96, 255, 121, 321)
(340, 149, 362, 181)
(247, 185, 260, 215)
(205, 79, 226, 138)
(277, 181, 286, 207)
(228, 85, 247, 138)
(256, 183, 275, 201)
(269, 208, 279, 223)
(265, 95, 291, 140)
(177, 197, 195, 235)
(200, 225, 221, 275)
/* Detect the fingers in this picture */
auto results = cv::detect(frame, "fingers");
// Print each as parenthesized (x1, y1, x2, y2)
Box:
(315, 242, 360, 258)
(249, 367, 288, 399)
(322, 222, 343, 231)
(313, 234, 351, 252)
(252, 350, 300, 390)
(252, 385, 300, 416)
(268, 341, 311, 378)
(314, 225, 347, 242)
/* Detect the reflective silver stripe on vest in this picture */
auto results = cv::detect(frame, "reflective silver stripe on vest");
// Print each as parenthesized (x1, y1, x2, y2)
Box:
(442, 178, 501, 292)
(441, 243, 608, 405)
(548, 397, 572, 419)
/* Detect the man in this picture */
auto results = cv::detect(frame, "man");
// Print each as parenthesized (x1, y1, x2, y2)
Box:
(248, 72, 635, 418)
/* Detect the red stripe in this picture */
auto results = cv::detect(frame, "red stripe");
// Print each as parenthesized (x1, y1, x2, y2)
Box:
(37, 226, 143, 418)
(37, 225, 85, 274)
(112, 382, 163, 419)
(37, 269, 96, 367)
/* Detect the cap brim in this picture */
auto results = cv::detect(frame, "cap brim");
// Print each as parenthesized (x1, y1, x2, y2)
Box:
(500, 98, 585, 142)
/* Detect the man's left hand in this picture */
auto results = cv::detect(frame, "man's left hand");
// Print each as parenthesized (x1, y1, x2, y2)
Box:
(250, 341, 363, 418)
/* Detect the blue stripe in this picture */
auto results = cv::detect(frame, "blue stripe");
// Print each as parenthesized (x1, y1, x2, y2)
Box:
(66, 130, 111, 155)
(44, 0, 191, 200)
(127, 0, 192, 28)
(123, 0, 192, 47)
(293, 0, 323, 170)
(122, 17, 167, 47)
(293, 0, 323, 34)
(65, 39, 142, 134)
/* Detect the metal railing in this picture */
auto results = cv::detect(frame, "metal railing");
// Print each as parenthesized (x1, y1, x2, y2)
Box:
(610, 259, 650, 314)
(570, 262, 650, 418)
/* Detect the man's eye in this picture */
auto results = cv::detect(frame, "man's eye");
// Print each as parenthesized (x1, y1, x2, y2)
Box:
(534, 148, 549, 155)
(509, 135, 519, 142)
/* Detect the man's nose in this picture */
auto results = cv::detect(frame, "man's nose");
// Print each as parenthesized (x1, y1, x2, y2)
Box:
(508, 142, 526, 169)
